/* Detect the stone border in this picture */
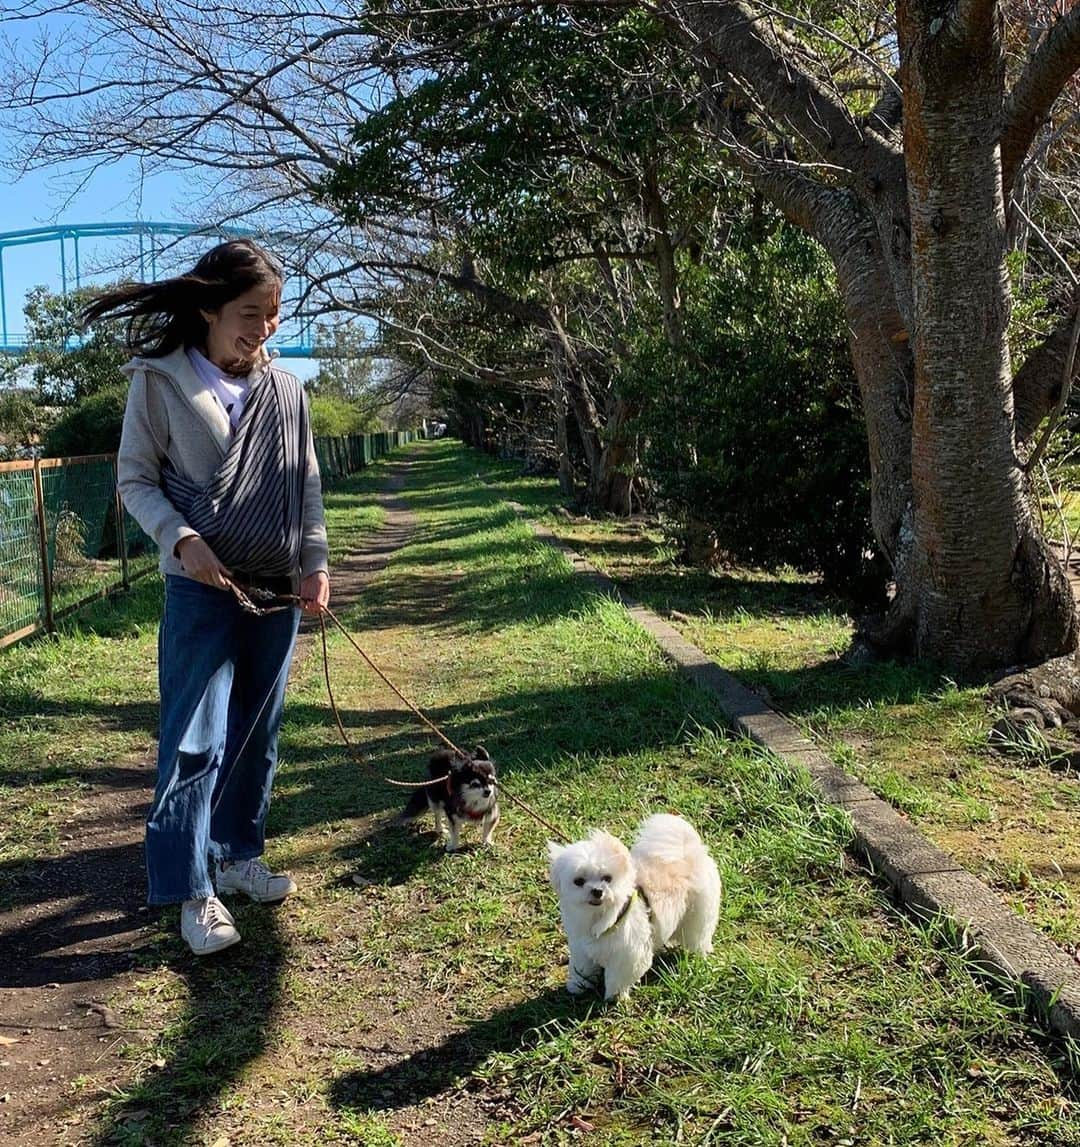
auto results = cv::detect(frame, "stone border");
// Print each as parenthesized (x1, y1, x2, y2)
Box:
(514, 509, 1080, 1045)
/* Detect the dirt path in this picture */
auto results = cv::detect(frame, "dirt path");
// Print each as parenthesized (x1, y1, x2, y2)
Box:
(0, 457, 419, 1145)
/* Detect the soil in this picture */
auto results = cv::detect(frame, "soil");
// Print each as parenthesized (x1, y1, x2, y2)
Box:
(0, 457, 420, 1145)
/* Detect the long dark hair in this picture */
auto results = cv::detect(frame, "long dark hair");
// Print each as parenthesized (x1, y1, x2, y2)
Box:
(81, 238, 284, 357)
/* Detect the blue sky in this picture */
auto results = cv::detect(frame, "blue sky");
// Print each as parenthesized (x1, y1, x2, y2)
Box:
(0, 161, 180, 302)
(0, 8, 328, 377)
(0, 161, 318, 379)
(0, 3, 193, 312)
(0, 57, 319, 380)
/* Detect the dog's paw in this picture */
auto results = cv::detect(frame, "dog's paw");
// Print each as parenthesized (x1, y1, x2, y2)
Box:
(602, 972, 638, 1000)
(567, 966, 602, 995)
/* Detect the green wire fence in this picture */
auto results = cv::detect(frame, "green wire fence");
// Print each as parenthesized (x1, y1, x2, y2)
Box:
(0, 429, 415, 651)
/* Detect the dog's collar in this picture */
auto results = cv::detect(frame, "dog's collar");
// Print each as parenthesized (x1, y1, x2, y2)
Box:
(596, 887, 648, 937)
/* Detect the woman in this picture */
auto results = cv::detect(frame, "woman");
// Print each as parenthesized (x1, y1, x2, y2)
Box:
(87, 239, 330, 955)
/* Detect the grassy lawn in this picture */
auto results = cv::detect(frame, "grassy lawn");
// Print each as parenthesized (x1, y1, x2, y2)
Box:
(8, 439, 1067, 1146)
(541, 514, 1080, 956)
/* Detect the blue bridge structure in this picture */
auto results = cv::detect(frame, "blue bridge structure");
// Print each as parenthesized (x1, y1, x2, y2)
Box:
(0, 221, 317, 358)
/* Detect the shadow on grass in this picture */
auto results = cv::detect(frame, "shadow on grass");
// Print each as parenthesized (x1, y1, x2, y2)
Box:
(335, 814, 451, 888)
(44, 572, 164, 638)
(92, 906, 287, 1146)
(602, 564, 846, 623)
(0, 695, 159, 761)
(328, 986, 590, 1113)
(270, 662, 723, 842)
(327, 510, 613, 638)
(538, 535, 963, 716)
(0, 576, 163, 786)
(397, 446, 999, 795)
(736, 656, 960, 717)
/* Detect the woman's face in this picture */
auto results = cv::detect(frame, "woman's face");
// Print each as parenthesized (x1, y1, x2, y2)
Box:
(200, 282, 282, 373)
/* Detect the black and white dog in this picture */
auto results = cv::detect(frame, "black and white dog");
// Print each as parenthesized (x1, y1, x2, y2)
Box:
(400, 746, 500, 852)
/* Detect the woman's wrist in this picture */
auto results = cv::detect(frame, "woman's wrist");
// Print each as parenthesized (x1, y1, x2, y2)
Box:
(174, 534, 202, 558)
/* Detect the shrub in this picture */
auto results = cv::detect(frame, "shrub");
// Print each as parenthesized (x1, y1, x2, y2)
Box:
(623, 229, 881, 600)
(308, 394, 380, 437)
(42, 382, 129, 457)
(0, 387, 54, 458)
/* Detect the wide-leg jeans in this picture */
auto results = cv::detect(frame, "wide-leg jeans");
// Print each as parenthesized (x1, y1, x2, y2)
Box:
(145, 574, 300, 905)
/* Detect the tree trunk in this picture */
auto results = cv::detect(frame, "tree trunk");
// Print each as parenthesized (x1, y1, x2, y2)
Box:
(554, 380, 576, 498)
(668, 0, 1080, 685)
(541, 305, 638, 515)
(818, 194, 915, 572)
(895, 2, 1077, 672)
(594, 395, 638, 515)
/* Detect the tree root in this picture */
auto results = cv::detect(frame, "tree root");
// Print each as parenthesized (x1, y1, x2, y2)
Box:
(987, 649, 1080, 748)
(852, 598, 1080, 761)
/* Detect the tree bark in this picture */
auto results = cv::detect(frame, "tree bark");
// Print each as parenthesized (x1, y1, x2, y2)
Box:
(896, 1, 1077, 672)
(642, 155, 686, 350)
(816, 193, 915, 573)
(553, 380, 577, 498)
(595, 395, 639, 516)
(541, 303, 638, 514)
(693, 1, 1080, 674)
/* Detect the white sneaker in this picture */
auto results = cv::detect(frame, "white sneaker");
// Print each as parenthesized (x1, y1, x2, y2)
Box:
(216, 858, 297, 904)
(181, 896, 241, 955)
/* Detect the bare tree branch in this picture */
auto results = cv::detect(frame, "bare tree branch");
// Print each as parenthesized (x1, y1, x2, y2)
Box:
(1002, 3, 1080, 191)
(658, 0, 899, 187)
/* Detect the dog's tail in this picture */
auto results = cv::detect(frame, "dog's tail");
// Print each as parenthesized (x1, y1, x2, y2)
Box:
(399, 787, 430, 821)
(631, 813, 710, 863)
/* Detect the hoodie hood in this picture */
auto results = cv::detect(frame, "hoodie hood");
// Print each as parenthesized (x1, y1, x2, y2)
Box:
(121, 347, 278, 460)
(120, 345, 272, 385)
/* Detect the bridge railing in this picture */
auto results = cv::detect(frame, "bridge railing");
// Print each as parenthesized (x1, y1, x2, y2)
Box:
(0, 333, 317, 358)
(0, 430, 415, 651)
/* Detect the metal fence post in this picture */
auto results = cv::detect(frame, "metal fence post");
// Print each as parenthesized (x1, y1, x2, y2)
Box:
(32, 457, 54, 634)
(113, 458, 130, 590)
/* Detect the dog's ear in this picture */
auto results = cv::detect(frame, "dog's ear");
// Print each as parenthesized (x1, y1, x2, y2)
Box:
(472, 745, 490, 761)
(546, 841, 566, 880)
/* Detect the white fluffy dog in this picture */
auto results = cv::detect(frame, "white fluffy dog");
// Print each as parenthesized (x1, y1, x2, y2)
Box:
(547, 813, 721, 1000)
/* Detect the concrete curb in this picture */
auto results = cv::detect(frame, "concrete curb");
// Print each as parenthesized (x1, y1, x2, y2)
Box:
(516, 510, 1080, 1045)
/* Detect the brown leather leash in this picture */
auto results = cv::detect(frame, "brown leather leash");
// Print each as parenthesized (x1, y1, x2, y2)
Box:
(228, 580, 572, 842)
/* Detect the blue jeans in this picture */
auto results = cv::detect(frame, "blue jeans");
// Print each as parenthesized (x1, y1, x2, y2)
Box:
(146, 575, 300, 905)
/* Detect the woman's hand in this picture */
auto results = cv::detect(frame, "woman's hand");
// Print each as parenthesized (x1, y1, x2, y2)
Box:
(299, 570, 331, 615)
(175, 536, 232, 590)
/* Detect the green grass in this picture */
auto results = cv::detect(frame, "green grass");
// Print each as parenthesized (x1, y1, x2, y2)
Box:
(544, 513, 1080, 950)
(1043, 486, 1080, 545)
(3, 441, 1078, 1146)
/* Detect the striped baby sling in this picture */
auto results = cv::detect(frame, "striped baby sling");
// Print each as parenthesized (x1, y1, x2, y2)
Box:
(160, 366, 308, 577)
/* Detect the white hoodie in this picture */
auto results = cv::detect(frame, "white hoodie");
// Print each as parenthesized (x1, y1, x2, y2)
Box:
(117, 346, 328, 587)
